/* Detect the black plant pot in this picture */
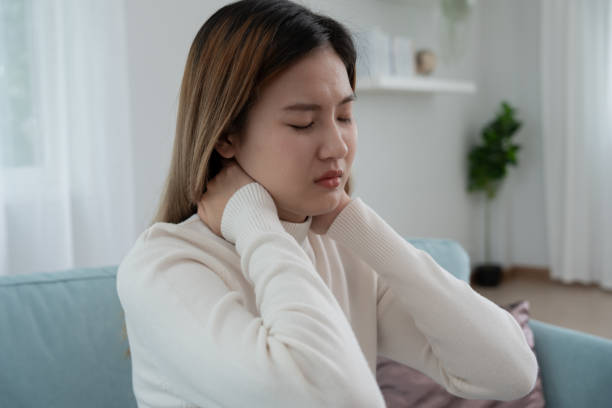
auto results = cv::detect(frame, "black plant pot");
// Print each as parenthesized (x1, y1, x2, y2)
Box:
(472, 263, 503, 287)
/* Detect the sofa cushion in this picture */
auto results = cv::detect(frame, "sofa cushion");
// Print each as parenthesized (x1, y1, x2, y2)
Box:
(0, 266, 136, 408)
(376, 299, 545, 407)
(0, 238, 469, 407)
(405, 238, 471, 283)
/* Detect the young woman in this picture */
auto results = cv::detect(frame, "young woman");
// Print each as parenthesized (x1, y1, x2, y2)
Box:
(116, 1, 538, 407)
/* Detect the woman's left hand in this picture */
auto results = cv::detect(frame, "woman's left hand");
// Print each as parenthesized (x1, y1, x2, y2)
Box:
(310, 190, 352, 235)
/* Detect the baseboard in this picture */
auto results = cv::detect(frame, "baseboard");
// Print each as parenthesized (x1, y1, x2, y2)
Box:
(504, 266, 550, 281)
(503, 266, 608, 291)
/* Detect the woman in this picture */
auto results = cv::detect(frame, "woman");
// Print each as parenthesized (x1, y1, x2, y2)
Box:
(116, 1, 538, 407)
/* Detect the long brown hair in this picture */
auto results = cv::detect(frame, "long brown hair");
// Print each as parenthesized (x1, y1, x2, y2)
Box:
(152, 0, 356, 226)
(123, 0, 358, 360)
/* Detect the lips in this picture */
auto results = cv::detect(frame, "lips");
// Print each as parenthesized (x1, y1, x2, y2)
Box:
(315, 169, 343, 182)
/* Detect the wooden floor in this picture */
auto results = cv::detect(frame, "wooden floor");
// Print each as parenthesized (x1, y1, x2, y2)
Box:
(470, 269, 612, 340)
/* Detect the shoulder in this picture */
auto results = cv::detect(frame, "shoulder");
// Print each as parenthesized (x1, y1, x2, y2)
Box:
(116, 214, 235, 294)
(134, 213, 234, 255)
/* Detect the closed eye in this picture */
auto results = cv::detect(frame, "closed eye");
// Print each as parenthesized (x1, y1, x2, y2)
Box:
(289, 122, 314, 130)
(289, 117, 352, 131)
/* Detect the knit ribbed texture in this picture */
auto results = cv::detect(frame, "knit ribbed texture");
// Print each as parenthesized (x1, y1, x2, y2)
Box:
(327, 196, 539, 401)
(117, 189, 539, 407)
(279, 216, 312, 246)
(220, 182, 284, 249)
(327, 197, 401, 271)
(214, 182, 386, 406)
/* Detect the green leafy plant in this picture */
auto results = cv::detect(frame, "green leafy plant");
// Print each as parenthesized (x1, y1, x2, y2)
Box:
(468, 101, 522, 263)
(468, 101, 522, 199)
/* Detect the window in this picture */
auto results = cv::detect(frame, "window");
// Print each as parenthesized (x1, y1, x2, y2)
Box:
(1, 0, 41, 169)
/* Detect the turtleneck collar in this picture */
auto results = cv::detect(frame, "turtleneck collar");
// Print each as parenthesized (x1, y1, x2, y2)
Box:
(189, 212, 312, 247)
(279, 215, 312, 246)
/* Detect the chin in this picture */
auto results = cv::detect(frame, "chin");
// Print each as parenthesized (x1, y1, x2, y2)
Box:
(283, 187, 341, 216)
(310, 199, 341, 216)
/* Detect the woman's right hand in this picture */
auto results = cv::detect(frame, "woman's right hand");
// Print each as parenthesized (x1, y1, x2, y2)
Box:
(197, 158, 256, 237)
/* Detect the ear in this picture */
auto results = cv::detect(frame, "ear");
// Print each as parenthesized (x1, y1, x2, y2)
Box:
(214, 133, 237, 159)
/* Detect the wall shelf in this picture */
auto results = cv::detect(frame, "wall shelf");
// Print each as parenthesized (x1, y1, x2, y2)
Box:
(356, 76, 477, 94)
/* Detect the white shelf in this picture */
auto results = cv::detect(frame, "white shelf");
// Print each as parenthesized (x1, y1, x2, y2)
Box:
(356, 76, 477, 94)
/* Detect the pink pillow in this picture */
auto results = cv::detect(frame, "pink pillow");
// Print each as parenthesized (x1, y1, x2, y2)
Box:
(376, 300, 545, 407)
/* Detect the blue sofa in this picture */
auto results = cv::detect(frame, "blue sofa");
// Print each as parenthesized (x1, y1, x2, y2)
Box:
(1, 238, 611, 408)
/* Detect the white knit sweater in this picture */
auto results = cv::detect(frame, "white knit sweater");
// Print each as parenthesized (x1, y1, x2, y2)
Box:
(116, 182, 538, 408)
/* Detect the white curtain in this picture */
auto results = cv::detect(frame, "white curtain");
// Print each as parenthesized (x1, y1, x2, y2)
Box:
(0, 0, 135, 275)
(541, 0, 612, 290)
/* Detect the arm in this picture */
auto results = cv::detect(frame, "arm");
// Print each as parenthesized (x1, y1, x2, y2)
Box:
(326, 197, 539, 401)
(118, 183, 385, 408)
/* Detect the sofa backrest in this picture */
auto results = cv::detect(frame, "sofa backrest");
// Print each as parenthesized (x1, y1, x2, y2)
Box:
(0, 238, 470, 407)
(405, 238, 471, 283)
(0, 265, 137, 408)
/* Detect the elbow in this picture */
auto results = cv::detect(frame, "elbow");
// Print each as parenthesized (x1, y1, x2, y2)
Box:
(448, 345, 540, 401)
(491, 348, 539, 401)
(305, 367, 387, 407)
(281, 377, 385, 408)
(316, 383, 386, 407)
(510, 350, 539, 400)
(268, 349, 385, 407)
(501, 310, 540, 400)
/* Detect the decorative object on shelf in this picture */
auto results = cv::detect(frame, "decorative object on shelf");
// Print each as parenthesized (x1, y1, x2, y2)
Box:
(355, 27, 392, 78)
(390, 35, 415, 77)
(415, 49, 436, 75)
(467, 101, 522, 287)
(439, 0, 477, 64)
(354, 25, 476, 94)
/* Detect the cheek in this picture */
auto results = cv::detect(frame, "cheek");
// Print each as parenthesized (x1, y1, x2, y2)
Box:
(248, 132, 312, 182)
(345, 130, 358, 164)
(273, 136, 313, 177)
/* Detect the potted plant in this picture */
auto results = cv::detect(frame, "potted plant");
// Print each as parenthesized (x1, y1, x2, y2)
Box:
(467, 101, 522, 286)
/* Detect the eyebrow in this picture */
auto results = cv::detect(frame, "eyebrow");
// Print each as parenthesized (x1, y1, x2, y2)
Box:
(282, 93, 356, 111)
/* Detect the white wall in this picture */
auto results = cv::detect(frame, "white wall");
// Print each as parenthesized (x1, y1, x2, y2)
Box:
(124, 0, 228, 235)
(123, 0, 548, 270)
(472, 0, 548, 267)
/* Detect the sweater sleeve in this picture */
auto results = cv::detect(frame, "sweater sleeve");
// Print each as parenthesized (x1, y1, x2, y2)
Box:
(119, 183, 386, 408)
(326, 197, 539, 402)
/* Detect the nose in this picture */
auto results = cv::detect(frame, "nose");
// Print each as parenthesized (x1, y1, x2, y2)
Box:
(319, 120, 349, 160)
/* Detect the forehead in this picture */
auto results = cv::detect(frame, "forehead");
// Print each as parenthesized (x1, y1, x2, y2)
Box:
(259, 46, 353, 106)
